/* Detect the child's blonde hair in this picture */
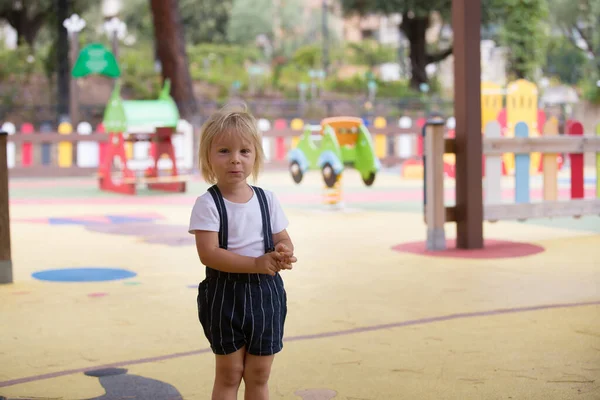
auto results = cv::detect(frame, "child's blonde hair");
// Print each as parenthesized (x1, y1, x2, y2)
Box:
(198, 104, 264, 184)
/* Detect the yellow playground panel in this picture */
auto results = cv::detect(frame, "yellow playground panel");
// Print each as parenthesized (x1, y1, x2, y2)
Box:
(57, 122, 74, 168)
(481, 81, 503, 132)
(373, 116, 387, 159)
(290, 118, 304, 148)
(504, 79, 542, 174)
(443, 79, 543, 178)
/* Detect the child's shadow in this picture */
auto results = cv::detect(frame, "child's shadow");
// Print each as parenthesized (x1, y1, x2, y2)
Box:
(84, 367, 183, 400)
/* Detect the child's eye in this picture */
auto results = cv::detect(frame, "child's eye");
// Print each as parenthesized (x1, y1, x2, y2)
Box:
(218, 148, 229, 153)
(241, 149, 251, 154)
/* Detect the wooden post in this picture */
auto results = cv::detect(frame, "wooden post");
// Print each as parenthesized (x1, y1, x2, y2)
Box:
(568, 121, 584, 199)
(0, 131, 13, 284)
(597, 123, 600, 199)
(542, 117, 559, 201)
(452, 0, 484, 249)
(484, 121, 502, 205)
(514, 122, 531, 204)
(425, 119, 446, 250)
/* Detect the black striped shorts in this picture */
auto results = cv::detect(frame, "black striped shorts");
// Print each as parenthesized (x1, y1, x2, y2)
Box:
(197, 272, 287, 356)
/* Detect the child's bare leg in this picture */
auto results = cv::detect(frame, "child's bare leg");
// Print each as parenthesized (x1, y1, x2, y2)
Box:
(243, 354, 275, 400)
(212, 347, 246, 400)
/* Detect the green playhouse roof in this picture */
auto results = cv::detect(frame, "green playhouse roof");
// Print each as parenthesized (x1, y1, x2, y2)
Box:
(103, 80, 180, 133)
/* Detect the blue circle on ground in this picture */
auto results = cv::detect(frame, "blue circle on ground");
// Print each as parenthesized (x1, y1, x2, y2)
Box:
(32, 268, 137, 282)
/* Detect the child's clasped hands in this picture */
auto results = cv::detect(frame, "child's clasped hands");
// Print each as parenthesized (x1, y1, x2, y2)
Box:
(254, 243, 297, 276)
(274, 243, 296, 271)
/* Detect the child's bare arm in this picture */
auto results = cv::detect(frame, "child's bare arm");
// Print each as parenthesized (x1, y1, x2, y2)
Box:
(195, 230, 282, 275)
(273, 229, 294, 252)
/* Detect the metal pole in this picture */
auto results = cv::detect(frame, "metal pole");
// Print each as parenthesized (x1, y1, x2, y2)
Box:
(272, 0, 281, 53)
(112, 31, 119, 61)
(69, 31, 80, 126)
(110, 30, 119, 95)
(0, 131, 13, 284)
(64, 14, 86, 126)
(57, 0, 70, 122)
(322, 0, 329, 73)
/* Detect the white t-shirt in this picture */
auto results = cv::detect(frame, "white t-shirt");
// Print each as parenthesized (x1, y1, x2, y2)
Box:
(188, 187, 289, 258)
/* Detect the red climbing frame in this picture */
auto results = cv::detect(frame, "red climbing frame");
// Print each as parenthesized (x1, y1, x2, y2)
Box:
(98, 132, 136, 195)
(98, 127, 186, 195)
(144, 127, 186, 193)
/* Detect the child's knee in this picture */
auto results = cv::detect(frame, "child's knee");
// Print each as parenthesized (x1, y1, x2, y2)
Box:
(243, 363, 271, 386)
(216, 363, 244, 387)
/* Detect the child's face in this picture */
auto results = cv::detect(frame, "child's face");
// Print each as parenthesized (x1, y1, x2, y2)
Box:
(209, 130, 256, 186)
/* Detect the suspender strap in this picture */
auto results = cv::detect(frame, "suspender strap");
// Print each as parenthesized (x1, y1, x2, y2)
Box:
(205, 185, 276, 283)
(207, 185, 228, 250)
(252, 186, 275, 253)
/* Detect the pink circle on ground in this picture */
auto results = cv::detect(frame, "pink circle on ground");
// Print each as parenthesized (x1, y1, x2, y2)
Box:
(88, 292, 108, 298)
(391, 239, 545, 259)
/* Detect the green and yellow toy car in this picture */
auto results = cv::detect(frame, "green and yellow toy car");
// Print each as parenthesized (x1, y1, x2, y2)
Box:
(287, 117, 381, 187)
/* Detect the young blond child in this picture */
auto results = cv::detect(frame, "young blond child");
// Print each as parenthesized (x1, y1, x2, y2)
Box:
(188, 105, 296, 399)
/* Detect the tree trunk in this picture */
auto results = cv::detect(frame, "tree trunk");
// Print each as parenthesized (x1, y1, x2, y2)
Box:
(5, 9, 45, 48)
(401, 15, 429, 91)
(149, 0, 198, 121)
(400, 14, 453, 91)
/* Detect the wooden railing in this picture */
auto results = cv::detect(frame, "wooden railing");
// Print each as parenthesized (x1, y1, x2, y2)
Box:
(423, 117, 600, 250)
(0, 131, 13, 283)
(3, 117, 440, 178)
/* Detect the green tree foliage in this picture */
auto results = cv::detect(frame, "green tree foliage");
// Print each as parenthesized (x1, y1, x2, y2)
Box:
(340, 0, 455, 90)
(341, 0, 552, 88)
(547, 0, 599, 59)
(179, 0, 233, 44)
(587, 0, 600, 102)
(289, 43, 344, 67)
(0, 0, 95, 48)
(544, 36, 586, 85)
(547, 0, 600, 102)
(493, 0, 549, 80)
(291, 45, 322, 69)
(116, 0, 233, 45)
(227, 0, 303, 54)
(119, 0, 154, 44)
(341, 0, 452, 18)
(347, 40, 397, 72)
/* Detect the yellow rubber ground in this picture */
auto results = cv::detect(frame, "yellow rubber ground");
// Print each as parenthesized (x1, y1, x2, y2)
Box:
(1, 171, 598, 399)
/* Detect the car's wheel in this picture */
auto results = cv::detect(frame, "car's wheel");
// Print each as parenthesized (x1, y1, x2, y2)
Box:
(362, 172, 376, 186)
(322, 162, 338, 188)
(290, 161, 303, 184)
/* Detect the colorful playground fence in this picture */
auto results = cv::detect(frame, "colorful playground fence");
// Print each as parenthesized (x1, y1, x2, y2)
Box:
(4, 78, 587, 180)
(2, 116, 437, 178)
(424, 117, 600, 250)
(482, 117, 600, 220)
(2, 120, 195, 178)
(3, 114, 598, 182)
